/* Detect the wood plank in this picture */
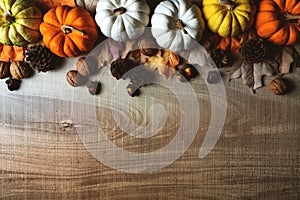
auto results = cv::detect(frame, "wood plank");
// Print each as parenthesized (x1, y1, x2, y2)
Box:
(0, 68, 299, 199)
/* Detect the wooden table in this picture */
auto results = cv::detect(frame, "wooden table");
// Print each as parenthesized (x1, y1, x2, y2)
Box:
(1, 0, 300, 199)
(0, 55, 299, 199)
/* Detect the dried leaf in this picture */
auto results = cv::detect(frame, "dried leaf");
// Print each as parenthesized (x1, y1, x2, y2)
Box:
(0, 44, 25, 62)
(88, 38, 123, 68)
(231, 60, 278, 91)
(146, 50, 179, 79)
(253, 61, 278, 90)
(294, 44, 300, 68)
(75, 0, 99, 14)
(280, 46, 294, 74)
(231, 61, 254, 88)
(279, 44, 300, 74)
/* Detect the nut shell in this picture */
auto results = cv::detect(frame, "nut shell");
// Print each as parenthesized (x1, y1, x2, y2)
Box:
(10, 61, 32, 80)
(66, 70, 88, 87)
(0, 61, 11, 79)
(76, 57, 98, 76)
(269, 78, 287, 95)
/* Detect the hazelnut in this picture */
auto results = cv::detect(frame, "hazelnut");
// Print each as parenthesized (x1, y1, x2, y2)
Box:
(138, 37, 159, 56)
(0, 61, 11, 79)
(5, 77, 21, 91)
(176, 63, 196, 82)
(76, 57, 98, 76)
(207, 71, 220, 84)
(10, 61, 32, 80)
(269, 78, 287, 95)
(87, 81, 101, 95)
(127, 84, 140, 97)
(66, 70, 88, 87)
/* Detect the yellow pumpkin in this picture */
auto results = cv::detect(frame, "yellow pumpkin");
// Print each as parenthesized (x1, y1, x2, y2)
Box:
(202, 0, 256, 37)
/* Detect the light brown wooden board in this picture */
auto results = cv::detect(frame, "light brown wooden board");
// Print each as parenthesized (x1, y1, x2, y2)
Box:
(0, 68, 299, 199)
(1, 0, 300, 199)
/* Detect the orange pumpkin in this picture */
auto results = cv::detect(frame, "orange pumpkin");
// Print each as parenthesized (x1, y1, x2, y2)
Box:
(40, 6, 98, 57)
(256, 0, 300, 45)
(0, 44, 25, 62)
(35, 0, 76, 13)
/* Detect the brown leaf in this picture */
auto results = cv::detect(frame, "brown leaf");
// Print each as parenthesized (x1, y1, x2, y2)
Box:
(75, 0, 99, 14)
(146, 50, 179, 79)
(231, 60, 278, 91)
(89, 38, 123, 68)
(279, 44, 300, 74)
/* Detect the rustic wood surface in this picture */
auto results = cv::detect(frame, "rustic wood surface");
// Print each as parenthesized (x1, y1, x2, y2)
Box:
(0, 0, 300, 199)
(0, 65, 299, 199)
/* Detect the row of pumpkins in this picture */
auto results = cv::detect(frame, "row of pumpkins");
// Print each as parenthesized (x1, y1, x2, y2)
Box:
(0, 0, 299, 58)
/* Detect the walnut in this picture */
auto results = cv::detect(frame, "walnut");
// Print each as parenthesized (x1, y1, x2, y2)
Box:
(76, 57, 98, 76)
(0, 61, 11, 79)
(269, 78, 287, 95)
(10, 61, 32, 80)
(66, 70, 88, 87)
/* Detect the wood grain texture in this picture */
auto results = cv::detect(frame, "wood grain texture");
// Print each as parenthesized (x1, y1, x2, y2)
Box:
(0, 67, 299, 199)
(0, 0, 299, 199)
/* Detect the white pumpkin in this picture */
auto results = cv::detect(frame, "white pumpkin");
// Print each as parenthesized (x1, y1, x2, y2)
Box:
(151, 0, 205, 52)
(95, 0, 150, 42)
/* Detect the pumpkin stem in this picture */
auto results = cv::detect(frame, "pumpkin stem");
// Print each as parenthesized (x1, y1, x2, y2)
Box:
(4, 10, 15, 24)
(175, 19, 188, 34)
(61, 25, 86, 35)
(219, 0, 235, 11)
(284, 12, 300, 22)
(113, 7, 126, 15)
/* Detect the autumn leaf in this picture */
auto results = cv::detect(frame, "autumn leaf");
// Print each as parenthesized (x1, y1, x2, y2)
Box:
(231, 60, 279, 91)
(145, 50, 180, 79)
(88, 38, 123, 68)
(279, 44, 300, 74)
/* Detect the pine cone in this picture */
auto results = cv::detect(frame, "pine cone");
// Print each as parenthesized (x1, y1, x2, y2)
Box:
(110, 57, 137, 80)
(210, 49, 232, 68)
(240, 38, 266, 64)
(25, 45, 53, 72)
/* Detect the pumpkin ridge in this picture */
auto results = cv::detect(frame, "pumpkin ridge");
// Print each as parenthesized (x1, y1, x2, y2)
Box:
(108, 0, 120, 9)
(285, 24, 298, 45)
(64, 36, 80, 57)
(231, 12, 242, 36)
(8, 25, 25, 46)
(122, 14, 145, 34)
(125, 11, 149, 26)
(218, 11, 232, 37)
(181, 5, 200, 22)
(208, 10, 227, 32)
(42, 9, 60, 27)
(268, 26, 289, 45)
(14, 6, 42, 20)
(125, 1, 150, 14)
(50, 32, 66, 57)
(158, 2, 177, 17)
(15, 24, 40, 43)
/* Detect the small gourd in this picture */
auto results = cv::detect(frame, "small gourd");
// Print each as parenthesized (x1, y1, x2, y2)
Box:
(202, 0, 256, 37)
(151, 0, 205, 51)
(40, 6, 98, 57)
